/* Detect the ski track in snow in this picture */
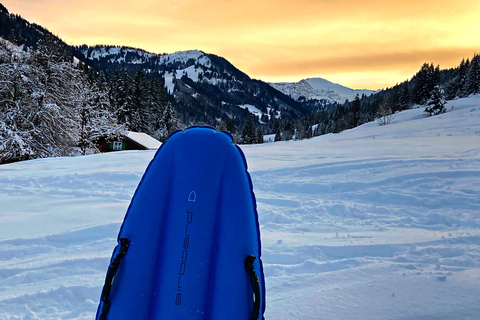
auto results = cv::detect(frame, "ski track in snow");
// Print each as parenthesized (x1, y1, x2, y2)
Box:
(1, 96, 480, 319)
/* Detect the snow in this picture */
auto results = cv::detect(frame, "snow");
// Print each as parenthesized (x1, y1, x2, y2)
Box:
(183, 65, 200, 82)
(164, 72, 175, 93)
(306, 77, 374, 100)
(126, 131, 161, 150)
(271, 77, 375, 104)
(204, 77, 226, 86)
(83, 46, 155, 62)
(264, 134, 276, 143)
(164, 64, 205, 93)
(239, 104, 262, 114)
(80, 47, 210, 79)
(239, 104, 268, 123)
(0, 37, 28, 59)
(1, 95, 480, 319)
(158, 50, 205, 65)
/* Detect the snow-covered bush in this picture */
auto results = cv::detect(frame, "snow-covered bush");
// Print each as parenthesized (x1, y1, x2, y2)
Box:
(376, 101, 395, 126)
(425, 85, 446, 116)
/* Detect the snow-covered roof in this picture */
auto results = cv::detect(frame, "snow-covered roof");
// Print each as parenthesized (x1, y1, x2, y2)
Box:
(126, 131, 161, 150)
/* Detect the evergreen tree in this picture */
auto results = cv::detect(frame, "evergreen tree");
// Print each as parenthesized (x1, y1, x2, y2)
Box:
(268, 117, 281, 141)
(398, 84, 410, 111)
(274, 128, 282, 142)
(225, 117, 237, 136)
(163, 102, 177, 136)
(388, 85, 400, 113)
(149, 78, 168, 133)
(425, 85, 446, 116)
(445, 58, 471, 98)
(34, 34, 73, 66)
(283, 120, 295, 140)
(256, 128, 264, 144)
(241, 113, 257, 144)
(112, 70, 135, 128)
(413, 63, 438, 105)
(351, 94, 361, 127)
(154, 102, 177, 142)
(302, 117, 313, 139)
(130, 69, 150, 133)
(464, 54, 480, 96)
(456, 58, 470, 97)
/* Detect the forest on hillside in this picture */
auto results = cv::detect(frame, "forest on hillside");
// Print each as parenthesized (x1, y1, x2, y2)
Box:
(300, 55, 480, 137)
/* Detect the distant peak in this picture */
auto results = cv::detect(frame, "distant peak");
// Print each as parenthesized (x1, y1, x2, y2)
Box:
(270, 77, 375, 104)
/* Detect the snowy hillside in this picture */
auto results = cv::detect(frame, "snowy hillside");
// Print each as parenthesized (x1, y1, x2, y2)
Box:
(78, 45, 307, 123)
(271, 77, 375, 104)
(1, 95, 480, 319)
(79, 46, 209, 68)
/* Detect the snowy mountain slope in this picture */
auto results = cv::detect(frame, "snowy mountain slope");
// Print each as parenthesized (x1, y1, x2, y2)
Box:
(271, 77, 375, 105)
(79, 45, 208, 68)
(1, 95, 480, 319)
(77, 45, 307, 123)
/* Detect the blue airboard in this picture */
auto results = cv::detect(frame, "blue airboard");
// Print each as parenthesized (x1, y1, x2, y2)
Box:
(96, 127, 265, 320)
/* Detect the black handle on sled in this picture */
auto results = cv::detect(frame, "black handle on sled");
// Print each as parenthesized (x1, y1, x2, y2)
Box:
(99, 238, 130, 320)
(244, 255, 261, 320)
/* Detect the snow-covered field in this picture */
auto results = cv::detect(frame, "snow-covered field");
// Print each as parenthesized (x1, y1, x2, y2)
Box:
(1, 96, 480, 319)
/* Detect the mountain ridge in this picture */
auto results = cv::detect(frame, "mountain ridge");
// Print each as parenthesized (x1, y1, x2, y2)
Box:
(77, 44, 309, 124)
(271, 77, 376, 106)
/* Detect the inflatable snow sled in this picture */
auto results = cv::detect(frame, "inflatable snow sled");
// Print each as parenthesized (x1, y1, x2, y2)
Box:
(96, 127, 266, 320)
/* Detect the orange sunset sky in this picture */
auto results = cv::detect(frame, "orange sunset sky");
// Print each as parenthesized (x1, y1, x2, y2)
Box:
(3, 0, 480, 90)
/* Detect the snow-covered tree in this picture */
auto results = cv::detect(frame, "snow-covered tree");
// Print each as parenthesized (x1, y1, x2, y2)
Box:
(153, 102, 177, 142)
(425, 85, 446, 116)
(451, 58, 470, 98)
(130, 69, 151, 133)
(0, 40, 79, 162)
(149, 78, 168, 133)
(111, 70, 135, 129)
(76, 74, 124, 155)
(0, 46, 35, 162)
(0, 38, 123, 163)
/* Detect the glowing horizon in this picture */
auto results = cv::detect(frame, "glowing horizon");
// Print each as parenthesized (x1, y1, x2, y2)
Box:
(3, 0, 480, 90)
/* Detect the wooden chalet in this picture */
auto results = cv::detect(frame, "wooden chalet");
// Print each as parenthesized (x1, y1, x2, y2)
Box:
(97, 131, 161, 153)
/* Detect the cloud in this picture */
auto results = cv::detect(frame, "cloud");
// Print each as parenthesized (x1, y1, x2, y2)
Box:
(240, 47, 479, 89)
(254, 48, 478, 74)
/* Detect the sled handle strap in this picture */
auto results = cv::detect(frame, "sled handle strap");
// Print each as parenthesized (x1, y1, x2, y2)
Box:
(99, 238, 130, 320)
(244, 255, 261, 320)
